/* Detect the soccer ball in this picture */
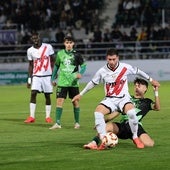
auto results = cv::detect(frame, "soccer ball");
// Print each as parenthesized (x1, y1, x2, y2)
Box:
(103, 132, 118, 148)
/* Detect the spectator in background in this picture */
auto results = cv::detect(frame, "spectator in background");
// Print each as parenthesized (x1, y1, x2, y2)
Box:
(0, 10, 7, 26)
(132, 0, 141, 12)
(93, 26, 102, 42)
(130, 27, 138, 41)
(143, 4, 154, 30)
(55, 28, 65, 43)
(103, 28, 111, 42)
(110, 26, 122, 42)
(137, 27, 147, 41)
(121, 31, 130, 41)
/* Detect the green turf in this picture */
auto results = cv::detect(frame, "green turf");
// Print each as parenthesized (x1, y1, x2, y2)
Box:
(0, 82, 170, 170)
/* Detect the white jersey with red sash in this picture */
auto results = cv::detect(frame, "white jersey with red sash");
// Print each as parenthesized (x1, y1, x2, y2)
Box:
(27, 43, 54, 77)
(92, 62, 150, 98)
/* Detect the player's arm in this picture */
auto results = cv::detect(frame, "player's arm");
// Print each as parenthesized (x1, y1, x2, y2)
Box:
(27, 60, 33, 88)
(77, 63, 87, 79)
(50, 54, 55, 70)
(51, 65, 59, 86)
(136, 68, 160, 87)
(51, 53, 59, 86)
(72, 81, 96, 102)
(152, 86, 160, 111)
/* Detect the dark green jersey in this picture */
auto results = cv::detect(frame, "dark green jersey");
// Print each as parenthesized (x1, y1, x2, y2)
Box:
(55, 49, 85, 87)
(120, 96, 154, 124)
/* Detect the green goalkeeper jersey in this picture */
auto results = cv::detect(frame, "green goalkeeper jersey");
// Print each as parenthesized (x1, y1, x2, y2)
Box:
(53, 49, 86, 87)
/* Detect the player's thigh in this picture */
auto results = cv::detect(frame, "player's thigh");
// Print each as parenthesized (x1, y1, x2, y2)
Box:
(56, 87, 68, 98)
(68, 87, 79, 99)
(42, 76, 53, 93)
(31, 76, 42, 91)
(95, 104, 110, 115)
(118, 95, 134, 113)
(99, 98, 117, 114)
(56, 87, 68, 106)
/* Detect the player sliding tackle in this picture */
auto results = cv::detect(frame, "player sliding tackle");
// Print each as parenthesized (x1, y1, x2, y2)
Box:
(72, 48, 160, 150)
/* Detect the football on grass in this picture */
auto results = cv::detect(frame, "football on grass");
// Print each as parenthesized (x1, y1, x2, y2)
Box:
(103, 132, 118, 148)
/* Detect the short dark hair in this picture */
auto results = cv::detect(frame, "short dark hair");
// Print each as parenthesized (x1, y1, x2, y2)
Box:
(31, 32, 39, 37)
(106, 48, 119, 56)
(64, 34, 74, 42)
(134, 78, 148, 88)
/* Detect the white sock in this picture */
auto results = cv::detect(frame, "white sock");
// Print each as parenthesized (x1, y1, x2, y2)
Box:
(94, 112, 106, 140)
(30, 103, 36, 118)
(127, 109, 138, 139)
(45, 105, 51, 118)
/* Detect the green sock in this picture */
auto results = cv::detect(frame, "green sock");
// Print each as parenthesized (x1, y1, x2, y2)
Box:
(56, 107, 63, 125)
(74, 107, 80, 123)
(92, 136, 100, 145)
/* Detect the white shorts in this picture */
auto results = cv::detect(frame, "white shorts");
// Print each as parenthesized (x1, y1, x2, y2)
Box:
(100, 94, 132, 113)
(31, 76, 53, 93)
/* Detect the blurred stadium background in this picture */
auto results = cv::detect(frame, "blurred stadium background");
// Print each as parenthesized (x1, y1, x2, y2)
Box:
(0, 0, 170, 84)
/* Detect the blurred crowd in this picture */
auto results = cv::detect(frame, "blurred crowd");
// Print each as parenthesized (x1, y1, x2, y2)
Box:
(114, 0, 164, 28)
(0, 0, 104, 33)
(0, 0, 169, 45)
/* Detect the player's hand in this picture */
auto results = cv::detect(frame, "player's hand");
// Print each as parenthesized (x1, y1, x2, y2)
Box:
(72, 94, 81, 102)
(27, 77, 31, 88)
(76, 73, 82, 79)
(153, 86, 159, 91)
(27, 83, 31, 89)
(151, 79, 160, 88)
(52, 81, 57, 86)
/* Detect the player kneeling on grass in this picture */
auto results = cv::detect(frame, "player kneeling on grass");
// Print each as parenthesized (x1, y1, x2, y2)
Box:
(84, 78, 160, 150)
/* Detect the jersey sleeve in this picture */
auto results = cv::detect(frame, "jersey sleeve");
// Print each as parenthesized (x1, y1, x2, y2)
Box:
(55, 51, 60, 66)
(125, 63, 150, 80)
(91, 68, 102, 85)
(48, 44, 55, 56)
(27, 48, 32, 61)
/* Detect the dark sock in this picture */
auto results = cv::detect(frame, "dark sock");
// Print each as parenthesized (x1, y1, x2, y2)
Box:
(92, 136, 101, 145)
(56, 107, 63, 125)
(74, 107, 80, 123)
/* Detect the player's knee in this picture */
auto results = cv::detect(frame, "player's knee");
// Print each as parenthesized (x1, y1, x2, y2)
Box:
(127, 108, 137, 119)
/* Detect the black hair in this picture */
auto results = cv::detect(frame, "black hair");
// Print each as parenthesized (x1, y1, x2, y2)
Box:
(106, 48, 119, 56)
(31, 32, 39, 36)
(64, 33, 74, 42)
(134, 78, 148, 88)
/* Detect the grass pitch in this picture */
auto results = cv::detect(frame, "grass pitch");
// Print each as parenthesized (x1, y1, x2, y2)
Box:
(0, 82, 170, 170)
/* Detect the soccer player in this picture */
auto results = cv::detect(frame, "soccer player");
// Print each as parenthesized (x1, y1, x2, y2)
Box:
(24, 32, 55, 123)
(72, 48, 160, 149)
(83, 78, 160, 150)
(49, 34, 86, 130)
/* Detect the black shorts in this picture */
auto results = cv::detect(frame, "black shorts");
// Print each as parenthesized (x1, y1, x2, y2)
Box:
(56, 86, 79, 99)
(115, 122, 147, 140)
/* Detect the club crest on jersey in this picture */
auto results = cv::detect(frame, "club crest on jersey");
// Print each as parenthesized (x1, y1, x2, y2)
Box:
(112, 74, 117, 79)
(64, 58, 71, 65)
